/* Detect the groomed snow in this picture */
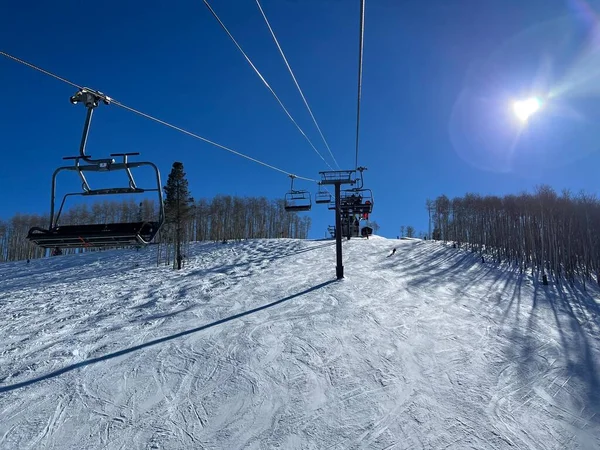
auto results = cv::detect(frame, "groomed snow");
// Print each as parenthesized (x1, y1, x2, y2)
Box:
(1, 237, 599, 449)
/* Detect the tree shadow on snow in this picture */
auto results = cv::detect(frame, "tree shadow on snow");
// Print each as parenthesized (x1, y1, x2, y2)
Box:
(536, 282, 600, 422)
(0, 279, 336, 393)
(403, 243, 600, 427)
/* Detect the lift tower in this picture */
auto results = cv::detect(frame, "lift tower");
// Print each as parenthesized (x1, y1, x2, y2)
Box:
(319, 170, 356, 279)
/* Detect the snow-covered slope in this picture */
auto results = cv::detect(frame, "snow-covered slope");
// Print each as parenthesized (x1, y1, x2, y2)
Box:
(1, 237, 599, 449)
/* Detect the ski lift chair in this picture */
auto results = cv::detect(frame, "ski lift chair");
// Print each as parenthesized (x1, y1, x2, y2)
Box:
(27, 154, 165, 249)
(315, 183, 332, 204)
(26, 88, 165, 249)
(339, 189, 374, 215)
(284, 175, 312, 212)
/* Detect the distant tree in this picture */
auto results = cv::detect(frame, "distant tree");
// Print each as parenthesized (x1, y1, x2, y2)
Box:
(400, 225, 406, 238)
(427, 188, 600, 285)
(164, 162, 194, 270)
(406, 225, 415, 238)
(425, 198, 434, 239)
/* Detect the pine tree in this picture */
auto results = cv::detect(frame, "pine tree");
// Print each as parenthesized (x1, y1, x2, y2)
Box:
(164, 162, 194, 270)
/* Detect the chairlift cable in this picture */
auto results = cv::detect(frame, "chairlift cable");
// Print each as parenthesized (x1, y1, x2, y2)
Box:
(0, 51, 317, 182)
(255, 0, 340, 170)
(354, 0, 365, 170)
(110, 99, 317, 181)
(0, 51, 83, 90)
(203, 0, 334, 170)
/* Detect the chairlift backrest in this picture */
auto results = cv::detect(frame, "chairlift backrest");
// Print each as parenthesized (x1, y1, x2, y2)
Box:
(315, 190, 332, 204)
(284, 190, 312, 212)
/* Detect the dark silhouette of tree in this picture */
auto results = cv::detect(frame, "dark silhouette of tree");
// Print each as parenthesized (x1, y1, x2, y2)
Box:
(164, 162, 194, 270)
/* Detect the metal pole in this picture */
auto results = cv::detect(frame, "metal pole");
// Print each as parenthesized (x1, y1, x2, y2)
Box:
(335, 182, 344, 279)
(79, 107, 94, 159)
(50, 167, 62, 229)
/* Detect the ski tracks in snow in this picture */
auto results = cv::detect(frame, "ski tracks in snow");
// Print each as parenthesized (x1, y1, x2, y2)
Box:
(1, 238, 599, 448)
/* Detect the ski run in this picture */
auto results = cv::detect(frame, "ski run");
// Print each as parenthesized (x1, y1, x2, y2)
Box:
(1, 236, 599, 449)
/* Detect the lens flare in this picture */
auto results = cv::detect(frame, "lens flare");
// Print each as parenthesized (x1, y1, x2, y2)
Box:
(449, 14, 600, 176)
(513, 97, 542, 121)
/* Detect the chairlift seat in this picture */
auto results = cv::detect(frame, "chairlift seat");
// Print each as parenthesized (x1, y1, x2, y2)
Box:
(339, 189, 374, 214)
(350, 202, 373, 214)
(315, 191, 332, 204)
(284, 191, 312, 212)
(284, 204, 312, 212)
(27, 221, 160, 249)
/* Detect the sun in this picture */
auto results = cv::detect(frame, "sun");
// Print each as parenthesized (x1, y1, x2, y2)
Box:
(512, 97, 542, 122)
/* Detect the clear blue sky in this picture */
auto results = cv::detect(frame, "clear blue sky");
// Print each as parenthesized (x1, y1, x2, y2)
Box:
(2, 0, 600, 239)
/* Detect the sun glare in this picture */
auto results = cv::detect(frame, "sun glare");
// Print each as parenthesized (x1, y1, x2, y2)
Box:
(513, 97, 542, 122)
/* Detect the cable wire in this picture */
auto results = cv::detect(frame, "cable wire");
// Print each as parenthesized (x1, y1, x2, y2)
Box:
(0, 51, 83, 90)
(355, 0, 365, 169)
(0, 51, 317, 182)
(203, 0, 334, 170)
(255, 0, 340, 170)
(110, 99, 316, 181)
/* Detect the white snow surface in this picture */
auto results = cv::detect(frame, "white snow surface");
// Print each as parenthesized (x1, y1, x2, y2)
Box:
(1, 237, 599, 449)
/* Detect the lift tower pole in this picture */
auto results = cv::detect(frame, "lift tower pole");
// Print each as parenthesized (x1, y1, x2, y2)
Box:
(319, 170, 356, 280)
(334, 182, 343, 279)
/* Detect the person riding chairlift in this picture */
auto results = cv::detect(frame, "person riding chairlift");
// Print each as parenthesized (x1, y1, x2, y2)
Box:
(362, 200, 371, 219)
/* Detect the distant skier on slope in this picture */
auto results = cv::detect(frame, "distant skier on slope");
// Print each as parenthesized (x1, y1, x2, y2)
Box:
(387, 248, 396, 257)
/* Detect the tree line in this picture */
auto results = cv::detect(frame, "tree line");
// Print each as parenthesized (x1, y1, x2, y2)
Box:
(1, 195, 310, 263)
(427, 186, 600, 286)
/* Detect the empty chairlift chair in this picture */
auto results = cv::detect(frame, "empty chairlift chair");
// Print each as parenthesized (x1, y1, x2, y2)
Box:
(27, 154, 164, 249)
(315, 183, 332, 204)
(26, 88, 165, 249)
(284, 175, 312, 212)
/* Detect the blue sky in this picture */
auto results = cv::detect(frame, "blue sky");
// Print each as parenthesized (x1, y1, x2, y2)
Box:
(2, 0, 600, 239)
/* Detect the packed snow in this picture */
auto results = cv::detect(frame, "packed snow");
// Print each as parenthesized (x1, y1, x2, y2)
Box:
(1, 236, 599, 449)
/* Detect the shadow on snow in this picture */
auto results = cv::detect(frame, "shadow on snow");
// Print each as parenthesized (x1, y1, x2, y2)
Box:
(0, 279, 336, 393)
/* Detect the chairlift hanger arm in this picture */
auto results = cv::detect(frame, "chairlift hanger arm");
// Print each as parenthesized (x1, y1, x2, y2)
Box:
(354, 166, 367, 189)
(69, 88, 113, 164)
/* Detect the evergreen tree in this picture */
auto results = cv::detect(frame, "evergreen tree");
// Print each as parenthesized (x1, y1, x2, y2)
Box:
(164, 162, 194, 269)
